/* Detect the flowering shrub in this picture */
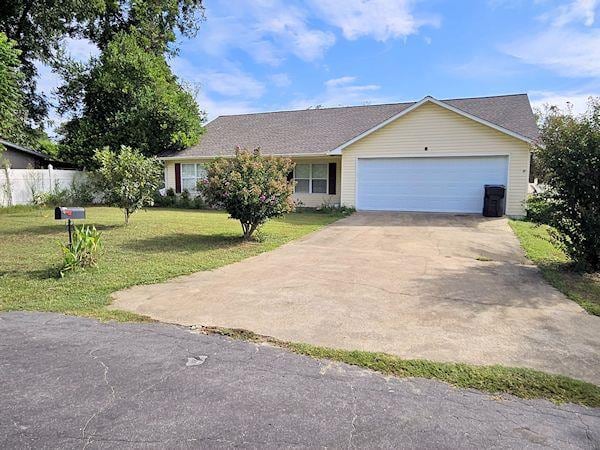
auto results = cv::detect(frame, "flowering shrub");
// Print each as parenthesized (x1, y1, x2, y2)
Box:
(198, 148, 295, 239)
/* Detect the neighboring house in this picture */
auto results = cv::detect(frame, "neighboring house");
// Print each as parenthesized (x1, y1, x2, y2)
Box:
(0, 139, 74, 169)
(159, 94, 538, 216)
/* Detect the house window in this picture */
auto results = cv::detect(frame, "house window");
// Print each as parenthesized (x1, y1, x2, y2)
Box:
(294, 163, 328, 194)
(181, 163, 206, 192)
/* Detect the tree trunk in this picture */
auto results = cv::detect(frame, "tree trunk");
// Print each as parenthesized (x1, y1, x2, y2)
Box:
(124, 209, 129, 225)
(240, 221, 257, 240)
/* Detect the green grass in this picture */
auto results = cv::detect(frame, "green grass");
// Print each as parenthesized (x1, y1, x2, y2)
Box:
(0, 207, 342, 321)
(509, 220, 600, 316)
(205, 327, 600, 407)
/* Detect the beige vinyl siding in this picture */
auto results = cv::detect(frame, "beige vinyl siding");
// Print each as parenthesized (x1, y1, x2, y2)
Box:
(163, 157, 341, 208)
(340, 102, 531, 216)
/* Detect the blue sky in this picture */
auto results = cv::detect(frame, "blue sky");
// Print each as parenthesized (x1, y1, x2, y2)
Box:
(41, 0, 600, 126)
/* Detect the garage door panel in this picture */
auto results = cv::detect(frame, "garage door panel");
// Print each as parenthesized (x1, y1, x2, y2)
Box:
(357, 156, 508, 213)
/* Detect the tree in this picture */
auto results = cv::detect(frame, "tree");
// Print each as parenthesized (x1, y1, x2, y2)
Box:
(1, 0, 205, 128)
(0, 32, 29, 144)
(198, 148, 296, 239)
(93, 146, 162, 224)
(0, 0, 95, 125)
(58, 32, 203, 168)
(533, 99, 600, 271)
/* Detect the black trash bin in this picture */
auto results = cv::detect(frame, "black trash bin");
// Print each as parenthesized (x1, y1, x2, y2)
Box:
(483, 184, 506, 217)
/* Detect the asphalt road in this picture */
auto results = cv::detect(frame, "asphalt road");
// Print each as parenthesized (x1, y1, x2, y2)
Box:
(1, 312, 598, 449)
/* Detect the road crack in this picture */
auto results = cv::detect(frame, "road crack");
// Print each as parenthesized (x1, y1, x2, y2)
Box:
(347, 381, 358, 449)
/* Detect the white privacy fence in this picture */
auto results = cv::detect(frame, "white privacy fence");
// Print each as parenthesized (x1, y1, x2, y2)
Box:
(0, 165, 86, 206)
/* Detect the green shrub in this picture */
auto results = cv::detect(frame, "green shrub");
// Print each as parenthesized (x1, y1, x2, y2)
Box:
(534, 100, 600, 271)
(39, 183, 71, 207)
(93, 146, 162, 224)
(36, 177, 96, 207)
(180, 189, 192, 208)
(69, 175, 95, 205)
(192, 194, 205, 209)
(153, 188, 175, 207)
(153, 188, 206, 209)
(316, 202, 356, 216)
(198, 148, 295, 239)
(524, 194, 555, 225)
(59, 225, 103, 277)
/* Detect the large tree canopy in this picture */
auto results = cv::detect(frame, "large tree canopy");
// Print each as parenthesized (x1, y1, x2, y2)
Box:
(0, 32, 28, 144)
(0, 0, 204, 128)
(58, 32, 203, 168)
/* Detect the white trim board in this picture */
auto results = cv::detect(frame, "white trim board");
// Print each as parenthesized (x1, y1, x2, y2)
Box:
(328, 96, 533, 155)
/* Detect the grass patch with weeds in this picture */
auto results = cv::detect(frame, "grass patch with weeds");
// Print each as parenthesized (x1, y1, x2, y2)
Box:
(204, 326, 600, 407)
(0, 207, 342, 321)
(509, 220, 600, 316)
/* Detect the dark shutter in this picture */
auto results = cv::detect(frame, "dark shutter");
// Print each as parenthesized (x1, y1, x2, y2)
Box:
(175, 163, 182, 193)
(328, 163, 336, 195)
(287, 170, 293, 182)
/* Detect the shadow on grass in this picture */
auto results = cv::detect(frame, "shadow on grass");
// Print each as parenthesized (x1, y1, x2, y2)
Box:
(0, 266, 62, 280)
(537, 262, 600, 316)
(0, 223, 124, 236)
(122, 232, 246, 253)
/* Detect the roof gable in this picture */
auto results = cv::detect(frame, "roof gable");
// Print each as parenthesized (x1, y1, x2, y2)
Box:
(329, 96, 536, 155)
(160, 94, 538, 159)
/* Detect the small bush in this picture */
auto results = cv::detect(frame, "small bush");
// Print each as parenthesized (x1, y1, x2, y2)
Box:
(93, 146, 162, 224)
(524, 194, 555, 225)
(59, 225, 103, 277)
(152, 188, 206, 209)
(180, 189, 192, 208)
(36, 177, 96, 207)
(69, 175, 95, 205)
(39, 183, 71, 207)
(316, 202, 356, 216)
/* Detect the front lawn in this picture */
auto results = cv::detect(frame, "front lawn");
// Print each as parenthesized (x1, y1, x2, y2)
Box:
(0, 207, 342, 321)
(509, 220, 600, 316)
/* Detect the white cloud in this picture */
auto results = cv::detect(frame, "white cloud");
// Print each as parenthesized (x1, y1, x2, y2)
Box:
(546, 0, 598, 27)
(325, 76, 357, 87)
(529, 90, 599, 115)
(195, 0, 335, 65)
(171, 57, 265, 98)
(308, 0, 440, 41)
(289, 76, 386, 109)
(190, 0, 437, 66)
(502, 28, 600, 77)
(201, 70, 265, 98)
(269, 73, 291, 87)
(170, 56, 268, 120)
(196, 92, 257, 121)
(500, 0, 600, 77)
(446, 54, 522, 78)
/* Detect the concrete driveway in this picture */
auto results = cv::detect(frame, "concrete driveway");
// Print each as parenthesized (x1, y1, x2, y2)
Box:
(112, 212, 600, 384)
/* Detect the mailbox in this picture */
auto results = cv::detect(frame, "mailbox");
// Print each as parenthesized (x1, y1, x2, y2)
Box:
(55, 207, 86, 220)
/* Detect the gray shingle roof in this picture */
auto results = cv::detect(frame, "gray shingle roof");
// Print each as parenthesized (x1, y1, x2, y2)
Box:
(162, 94, 538, 158)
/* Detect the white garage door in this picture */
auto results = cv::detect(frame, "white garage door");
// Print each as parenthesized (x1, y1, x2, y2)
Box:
(357, 156, 508, 213)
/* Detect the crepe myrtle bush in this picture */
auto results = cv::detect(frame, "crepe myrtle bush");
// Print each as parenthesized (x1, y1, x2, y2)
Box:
(198, 148, 296, 239)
